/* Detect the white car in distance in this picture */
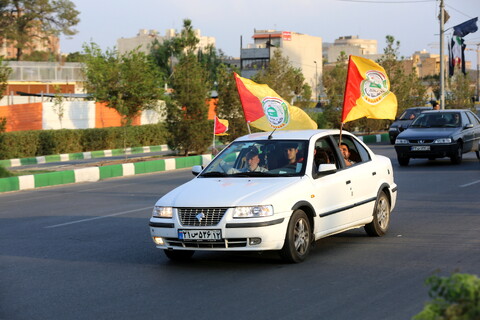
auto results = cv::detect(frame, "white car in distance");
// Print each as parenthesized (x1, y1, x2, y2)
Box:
(149, 130, 397, 263)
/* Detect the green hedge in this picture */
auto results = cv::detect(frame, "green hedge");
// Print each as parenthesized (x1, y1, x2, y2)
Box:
(0, 124, 168, 159)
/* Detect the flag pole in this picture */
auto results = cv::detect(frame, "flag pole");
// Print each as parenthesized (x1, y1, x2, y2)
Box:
(339, 55, 353, 147)
(212, 116, 216, 155)
(339, 123, 344, 148)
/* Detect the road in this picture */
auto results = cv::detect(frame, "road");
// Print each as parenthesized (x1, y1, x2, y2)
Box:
(1, 145, 479, 320)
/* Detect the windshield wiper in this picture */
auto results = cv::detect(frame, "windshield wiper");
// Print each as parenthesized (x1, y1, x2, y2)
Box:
(200, 171, 228, 177)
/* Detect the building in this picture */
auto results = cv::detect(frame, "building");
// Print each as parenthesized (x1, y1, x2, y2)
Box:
(117, 28, 216, 55)
(240, 29, 323, 101)
(326, 35, 378, 63)
(0, 31, 59, 60)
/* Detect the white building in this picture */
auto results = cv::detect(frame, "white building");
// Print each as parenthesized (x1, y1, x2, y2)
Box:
(117, 29, 215, 55)
(241, 30, 323, 101)
(326, 35, 378, 63)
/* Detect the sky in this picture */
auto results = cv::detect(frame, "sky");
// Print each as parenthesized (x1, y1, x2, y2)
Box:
(60, 0, 480, 68)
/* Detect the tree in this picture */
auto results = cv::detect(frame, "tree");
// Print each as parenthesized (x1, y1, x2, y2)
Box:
(414, 273, 480, 320)
(375, 35, 426, 124)
(150, 18, 201, 80)
(447, 74, 475, 109)
(0, 0, 80, 61)
(0, 56, 12, 133)
(166, 53, 211, 156)
(252, 50, 313, 109)
(82, 42, 164, 149)
(52, 85, 65, 129)
(215, 64, 249, 141)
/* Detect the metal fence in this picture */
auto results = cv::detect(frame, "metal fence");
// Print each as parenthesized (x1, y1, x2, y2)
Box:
(6, 61, 84, 82)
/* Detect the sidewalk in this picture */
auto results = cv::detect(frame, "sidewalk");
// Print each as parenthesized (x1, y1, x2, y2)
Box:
(0, 133, 390, 193)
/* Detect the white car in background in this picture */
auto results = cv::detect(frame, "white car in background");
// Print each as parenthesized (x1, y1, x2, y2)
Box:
(149, 130, 397, 263)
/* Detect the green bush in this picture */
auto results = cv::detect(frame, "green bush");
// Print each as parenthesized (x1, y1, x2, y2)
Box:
(0, 124, 168, 160)
(0, 164, 13, 178)
(414, 273, 480, 320)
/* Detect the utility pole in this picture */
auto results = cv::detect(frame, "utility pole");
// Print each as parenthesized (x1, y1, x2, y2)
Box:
(439, 0, 445, 110)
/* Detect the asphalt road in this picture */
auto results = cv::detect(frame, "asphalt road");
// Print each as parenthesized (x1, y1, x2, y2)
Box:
(1, 145, 479, 320)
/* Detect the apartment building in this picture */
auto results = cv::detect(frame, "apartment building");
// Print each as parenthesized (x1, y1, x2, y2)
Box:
(240, 29, 323, 101)
(117, 28, 215, 55)
(325, 35, 378, 63)
(0, 33, 59, 60)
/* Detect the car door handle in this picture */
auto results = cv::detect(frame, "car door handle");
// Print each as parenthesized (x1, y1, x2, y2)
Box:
(346, 180, 351, 185)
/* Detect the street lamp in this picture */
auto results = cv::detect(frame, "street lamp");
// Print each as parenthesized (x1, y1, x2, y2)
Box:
(313, 60, 318, 105)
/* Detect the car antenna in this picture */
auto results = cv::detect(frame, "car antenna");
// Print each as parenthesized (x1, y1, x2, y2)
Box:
(268, 128, 277, 140)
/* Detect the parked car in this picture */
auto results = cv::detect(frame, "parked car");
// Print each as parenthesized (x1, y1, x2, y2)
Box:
(394, 109, 480, 166)
(388, 107, 432, 144)
(149, 130, 398, 263)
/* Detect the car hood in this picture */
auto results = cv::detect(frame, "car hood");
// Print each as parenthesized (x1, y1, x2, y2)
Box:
(397, 127, 460, 139)
(155, 176, 303, 208)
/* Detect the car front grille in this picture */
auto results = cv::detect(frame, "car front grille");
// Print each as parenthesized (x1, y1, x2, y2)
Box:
(165, 238, 247, 248)
(177, 207, 228, 226)
(409, 139, 434, 144)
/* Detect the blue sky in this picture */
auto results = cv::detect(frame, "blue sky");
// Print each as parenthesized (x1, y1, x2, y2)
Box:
(61, 0, 479, 67)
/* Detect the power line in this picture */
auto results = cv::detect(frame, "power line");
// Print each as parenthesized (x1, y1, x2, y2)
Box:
(445, 4, 473, 19)
(337, 0, 434, 3)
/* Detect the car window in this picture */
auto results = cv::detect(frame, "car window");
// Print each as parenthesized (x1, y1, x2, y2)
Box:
(333, 135, 364, 167)
(466, 111, 480, 126)
(312, 137, 339, 176)
(201, 140, 309, 177)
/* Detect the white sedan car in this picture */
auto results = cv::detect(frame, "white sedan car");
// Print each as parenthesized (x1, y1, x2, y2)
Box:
(149, 130, 397, 263)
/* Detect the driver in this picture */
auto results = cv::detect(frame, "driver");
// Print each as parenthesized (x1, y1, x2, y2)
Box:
(242, 150, 268, 172)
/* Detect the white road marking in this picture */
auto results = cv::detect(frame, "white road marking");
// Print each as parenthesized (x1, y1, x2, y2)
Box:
(459, 180, 480, 188)
(44, 206, 152, 229)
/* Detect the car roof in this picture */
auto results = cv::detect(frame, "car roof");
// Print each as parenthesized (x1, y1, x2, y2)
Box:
(421, 109, 467, 114)
(407, 106, 432, 110)
(235, 129, 346, 142)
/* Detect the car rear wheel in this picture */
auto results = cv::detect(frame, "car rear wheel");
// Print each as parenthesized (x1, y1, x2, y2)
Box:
(398, 156, 409, 166)
(364, 191, 390, 237)
(280, 209, 311, 263)
(450, 143, 463, 164)
(164, 249, 195, 261)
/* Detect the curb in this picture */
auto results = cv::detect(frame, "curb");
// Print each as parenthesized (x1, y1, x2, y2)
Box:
(0, 145, 170, 168)
(0, 133, 390, 193)
(0, 154, 213, 193)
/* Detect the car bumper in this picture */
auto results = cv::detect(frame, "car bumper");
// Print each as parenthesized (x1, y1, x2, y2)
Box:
(394, 143, 457, 159)
(149, 212, 290, 251)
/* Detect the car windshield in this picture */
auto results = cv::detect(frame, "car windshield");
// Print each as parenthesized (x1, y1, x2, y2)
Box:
(200, 140, 309, 178)
(410, 112, 461, 128)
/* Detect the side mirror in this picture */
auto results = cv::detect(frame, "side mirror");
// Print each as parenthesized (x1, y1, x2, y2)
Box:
(464, 123, 474, 129)
(318, 163, 337, 174)
(192, 165, 203, 176)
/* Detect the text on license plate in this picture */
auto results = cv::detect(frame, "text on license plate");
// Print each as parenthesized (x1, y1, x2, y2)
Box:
(178, 229, 221, 240)
(411, 146, 430, 151)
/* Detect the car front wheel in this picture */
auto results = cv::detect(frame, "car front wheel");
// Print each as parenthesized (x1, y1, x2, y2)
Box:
(280, 209, 311, 263)
(364, 191, 390, 237)
(164, 249, 195, 261)
(450, 143, 463, 164)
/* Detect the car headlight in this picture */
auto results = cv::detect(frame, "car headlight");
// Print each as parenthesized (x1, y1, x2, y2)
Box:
(152, 206, 173, 218)
(434, 138, 452, 144)
(395, 139, 409, 144)
(233, 205, 274, 218)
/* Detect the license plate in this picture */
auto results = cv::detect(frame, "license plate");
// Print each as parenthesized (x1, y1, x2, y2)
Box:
(411, 146, 430, 151)
(178, 229, 221, 241)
